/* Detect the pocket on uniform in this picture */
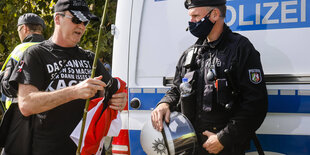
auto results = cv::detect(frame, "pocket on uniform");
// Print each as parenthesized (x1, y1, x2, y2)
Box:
(1, 66, 18, 98)
(202, 84, 214, 112)
(216, 78, 233, 108)
(179, 71, 197, 123)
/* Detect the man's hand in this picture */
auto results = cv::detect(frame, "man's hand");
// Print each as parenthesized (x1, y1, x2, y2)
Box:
(109, 92, 127, 111)
(202, 130, 224, 154)
(151, 103, 170, 131)
(73, 76, 106, 99)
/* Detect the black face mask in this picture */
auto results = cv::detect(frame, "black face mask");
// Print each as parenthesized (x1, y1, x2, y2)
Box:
(188, 9, 215, 38)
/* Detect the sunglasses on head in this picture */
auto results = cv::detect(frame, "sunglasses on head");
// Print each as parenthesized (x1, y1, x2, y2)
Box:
(57, 13, 89, 26)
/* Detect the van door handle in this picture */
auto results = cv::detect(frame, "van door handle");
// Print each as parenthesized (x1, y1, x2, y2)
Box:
(130, 98, 141, 109)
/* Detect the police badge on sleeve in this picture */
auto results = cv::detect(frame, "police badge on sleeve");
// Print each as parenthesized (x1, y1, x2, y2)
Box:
(248, 69, 262, 84)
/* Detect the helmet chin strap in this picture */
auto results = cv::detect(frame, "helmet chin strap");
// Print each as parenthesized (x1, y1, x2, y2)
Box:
(161, 126, 171, 155)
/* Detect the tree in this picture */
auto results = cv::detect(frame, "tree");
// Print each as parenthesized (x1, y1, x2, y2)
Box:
(0, 0, 117, 128)
(0, 0, 117, 65)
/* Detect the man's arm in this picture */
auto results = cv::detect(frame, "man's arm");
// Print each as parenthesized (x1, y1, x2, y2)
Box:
(109, 92, 127, 111)
(18, 76, 106, 116)
(157, 50, 187, 107)
(216, 39, 268, 148)
(151, 103, 171, 131)
(0, 58, 19, 98)
(202, 39, 268, 154)
(99, 77, 128, 111)
(151, 50, 189, 131)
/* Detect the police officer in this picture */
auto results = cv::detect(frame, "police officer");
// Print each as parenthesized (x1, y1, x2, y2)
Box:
(151, 0, 268, 154)
(0, 13, 45, 155)
(1, 13, 46, 106)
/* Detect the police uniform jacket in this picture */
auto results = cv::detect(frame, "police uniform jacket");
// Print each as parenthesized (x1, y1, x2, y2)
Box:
(1, 34, 44, 99)
(159, 24, 268, 149)
(0, 33, 44, 154)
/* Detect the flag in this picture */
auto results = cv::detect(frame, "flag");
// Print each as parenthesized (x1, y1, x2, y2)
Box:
(71, 77, 126, 155)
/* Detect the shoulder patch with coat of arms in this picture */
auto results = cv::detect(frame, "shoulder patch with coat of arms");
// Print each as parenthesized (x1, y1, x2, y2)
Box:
(248, 69, 262, 84)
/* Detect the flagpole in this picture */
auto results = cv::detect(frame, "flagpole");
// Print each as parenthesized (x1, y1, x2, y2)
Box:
(76, 0, 110, 154)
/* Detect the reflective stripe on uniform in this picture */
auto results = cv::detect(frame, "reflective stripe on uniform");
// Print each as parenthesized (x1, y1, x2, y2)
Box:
(2, 42, 39, 109)
(1, 42, 39, 71)
(5, 97, 18, 109)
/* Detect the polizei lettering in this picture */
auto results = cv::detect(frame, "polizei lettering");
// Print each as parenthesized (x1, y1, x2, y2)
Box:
(226, 0, 308, 31)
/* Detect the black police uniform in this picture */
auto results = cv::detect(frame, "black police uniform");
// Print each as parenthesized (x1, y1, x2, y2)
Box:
(0, 34, 45, 155)
(159, 24, 268, 155)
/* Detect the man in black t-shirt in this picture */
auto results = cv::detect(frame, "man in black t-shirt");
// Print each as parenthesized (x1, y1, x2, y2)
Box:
(7, 0, 127, 155)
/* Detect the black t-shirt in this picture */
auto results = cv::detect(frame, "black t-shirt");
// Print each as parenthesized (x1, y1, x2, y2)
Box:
(9, 39, 111, 155)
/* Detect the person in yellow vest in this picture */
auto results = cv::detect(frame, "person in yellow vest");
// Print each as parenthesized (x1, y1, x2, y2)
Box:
(1, 13, 45, 109)
(0, 13, 45, 155)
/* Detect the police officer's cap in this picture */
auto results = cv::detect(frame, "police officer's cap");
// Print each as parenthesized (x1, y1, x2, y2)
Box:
(184, 0, 226, 9)
(17, 13, 46, 29)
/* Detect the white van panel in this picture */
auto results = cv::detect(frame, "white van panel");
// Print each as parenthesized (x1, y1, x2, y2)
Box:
(112, 0, 310, 154)
(239, 28, 310, 74)
(111, 0, 132, 81)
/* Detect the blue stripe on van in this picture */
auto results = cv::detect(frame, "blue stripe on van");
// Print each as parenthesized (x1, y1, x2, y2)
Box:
(249, 134, 310, 154)
(129, 88, 310, 113)
(129, 89, 165, 110)
(268, 91, 310, 113)
(129, 129, 310, 155)
(129, 130, 147, 155)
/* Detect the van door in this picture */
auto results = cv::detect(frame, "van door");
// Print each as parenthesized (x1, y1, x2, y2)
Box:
(112, 0, 310, 154)
(124, 0, 195, 154)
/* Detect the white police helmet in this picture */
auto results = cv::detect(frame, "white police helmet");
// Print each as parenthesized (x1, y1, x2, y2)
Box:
(140, 117, 169, 155)
(140, 112, 197, 155)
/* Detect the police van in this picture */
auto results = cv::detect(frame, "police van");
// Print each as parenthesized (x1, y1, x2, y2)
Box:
(110, 0, 310, 154)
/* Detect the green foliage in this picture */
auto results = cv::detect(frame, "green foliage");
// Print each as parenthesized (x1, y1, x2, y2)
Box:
(0, 0, 117, 65)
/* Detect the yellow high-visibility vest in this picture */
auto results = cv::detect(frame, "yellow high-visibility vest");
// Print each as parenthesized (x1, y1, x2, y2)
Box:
(1, 42, 38, 71)
(1, 42, 39, 109)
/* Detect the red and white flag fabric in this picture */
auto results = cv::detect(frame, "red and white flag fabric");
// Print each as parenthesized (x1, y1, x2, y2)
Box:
(71, 77, 126, 155)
